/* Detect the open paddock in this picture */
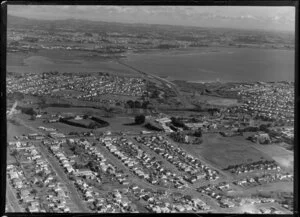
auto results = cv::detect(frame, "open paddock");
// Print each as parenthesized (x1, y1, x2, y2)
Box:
(179, 134, 272, 170)
(250, 143, 294, 172)
(7, 119, 36, 141)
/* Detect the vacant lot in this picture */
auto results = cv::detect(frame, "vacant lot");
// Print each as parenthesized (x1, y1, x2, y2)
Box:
(7, 119, 35, 141)
(180, 134, 272, 170)
(12, 106, 145, 135)
(250, 143, 294, 172)
(206, 98, 241, 107)
(192, 94, 241, 107)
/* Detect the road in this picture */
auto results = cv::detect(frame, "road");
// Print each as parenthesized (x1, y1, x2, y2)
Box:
(10, 115, 291, 213)
(95, 141, 174, 191)
(11, 116, 90, 212)
(6, 179, 23, 212)
(116, 60, 192, 108)
(35, 141, 90, 212)
(116, 60, 176, 88)
(7, 101, 18, 117)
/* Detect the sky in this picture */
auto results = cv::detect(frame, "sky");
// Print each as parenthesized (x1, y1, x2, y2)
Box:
(8, 5, 295, 32)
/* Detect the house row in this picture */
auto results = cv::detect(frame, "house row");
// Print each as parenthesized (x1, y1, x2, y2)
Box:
(135, 135, 219, 182)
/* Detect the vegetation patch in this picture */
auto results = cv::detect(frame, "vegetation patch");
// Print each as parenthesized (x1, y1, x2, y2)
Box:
(59, 115, 109, 129)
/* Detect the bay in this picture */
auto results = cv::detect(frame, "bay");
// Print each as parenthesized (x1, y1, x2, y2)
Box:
(7, 47, 295, 82)
(123, 47, 295, 82)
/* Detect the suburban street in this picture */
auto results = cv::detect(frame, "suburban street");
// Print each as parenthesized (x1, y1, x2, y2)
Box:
(6, 179, 23, 212)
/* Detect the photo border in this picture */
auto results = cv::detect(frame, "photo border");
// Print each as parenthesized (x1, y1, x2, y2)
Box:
(0, 1, 298, 216)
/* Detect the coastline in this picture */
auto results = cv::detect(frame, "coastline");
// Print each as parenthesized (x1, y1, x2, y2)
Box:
(127, 45, 294, 56)
(7, 46, 294, 83)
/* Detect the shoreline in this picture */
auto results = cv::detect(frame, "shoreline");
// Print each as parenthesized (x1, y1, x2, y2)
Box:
(7, 46, 294, 83)
(127, 45, 294, 56)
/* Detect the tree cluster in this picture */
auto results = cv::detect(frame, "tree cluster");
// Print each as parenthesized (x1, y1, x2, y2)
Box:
(193, 128, 202, 137)
(238, 126, 259, 133)
(17, 106, 37, 116)
(135, 115, 146, 125)
(126, 100, 150, 109)
(170, 117, 188, 130)
(144, 122, 163, 131)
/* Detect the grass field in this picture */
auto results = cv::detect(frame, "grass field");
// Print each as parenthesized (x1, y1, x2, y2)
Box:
(206, 98, 241, 107)
(179, 134, 272, 170)
(7, 119, 35, 141)
(250, 143, 294, 172)
(191, 94, 241, 107)
(44, 107, 105, 116)
(9, 106, 145, 136)
(68, 118, 95, 126)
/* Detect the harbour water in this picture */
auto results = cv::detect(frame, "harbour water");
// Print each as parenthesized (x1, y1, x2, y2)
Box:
(7, 47, 294, 82)
(124, 47, 295, 82)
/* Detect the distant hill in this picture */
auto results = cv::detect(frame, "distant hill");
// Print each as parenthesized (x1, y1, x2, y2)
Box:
(7, 14, 286, 35)
(7, 14, 294, 45)
(8, 14, 41, 26)
(7, 14, 190, 31)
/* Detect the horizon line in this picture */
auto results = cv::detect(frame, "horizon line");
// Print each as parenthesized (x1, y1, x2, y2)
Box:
(7, 13, 295, 34)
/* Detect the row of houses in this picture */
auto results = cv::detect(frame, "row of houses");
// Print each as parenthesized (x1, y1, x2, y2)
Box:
(74, 178, 137, 213)
(238, 83, 294, 124)
(38, 126, 57, 132)
(49, 142, 77, 175)
(7, 72, 146, 104)
(44, 184, 71, 213)
(224, 160, 281, 175)
(233, 173, 293, 187)
(101, 136, 184, 188)
(75, 139, 131, 186)
(126, 184, 210, 213)
(197, 184, 236, 208)
(7, 140, 72, 213)
(46, 138, 137, 212)
(135, 135, 219, 182)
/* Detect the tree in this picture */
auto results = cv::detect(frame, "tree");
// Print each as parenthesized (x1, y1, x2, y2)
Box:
(259, 124, 269, 132)
(12, 92, 24, 101)
(171, 117, 187, 129)
(69, 175, 76, 181)
(126, 100, 134, 108)
(134, 101, 141, 108)
(20, 107, 37, 116)
(152, 90, 161, 98)
(194, 128, 203, 137)
(142, 101, 150, 109)
(193, 137, 203, 145)
(30, 115, 36, 121)
(135, 115, 145, 125)
(74, 162, 86, 169)
(103, 107, 115, 118)
(36, 171, 44, 177)
(11, 149, 18, 157)
(88, 122, 99, 129)
(37, 181, 44, 188)
(87, 161, 98, 172)
(31, 188, 37, 194)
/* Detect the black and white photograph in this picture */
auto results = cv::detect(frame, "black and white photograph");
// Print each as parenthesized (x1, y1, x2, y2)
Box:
(3, 3, 296, 214)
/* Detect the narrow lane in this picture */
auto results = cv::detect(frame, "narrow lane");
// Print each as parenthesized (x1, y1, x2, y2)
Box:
(35, 141, 90, 212)
(12, 117, 90, 212)
(6, 179, 23, 212)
